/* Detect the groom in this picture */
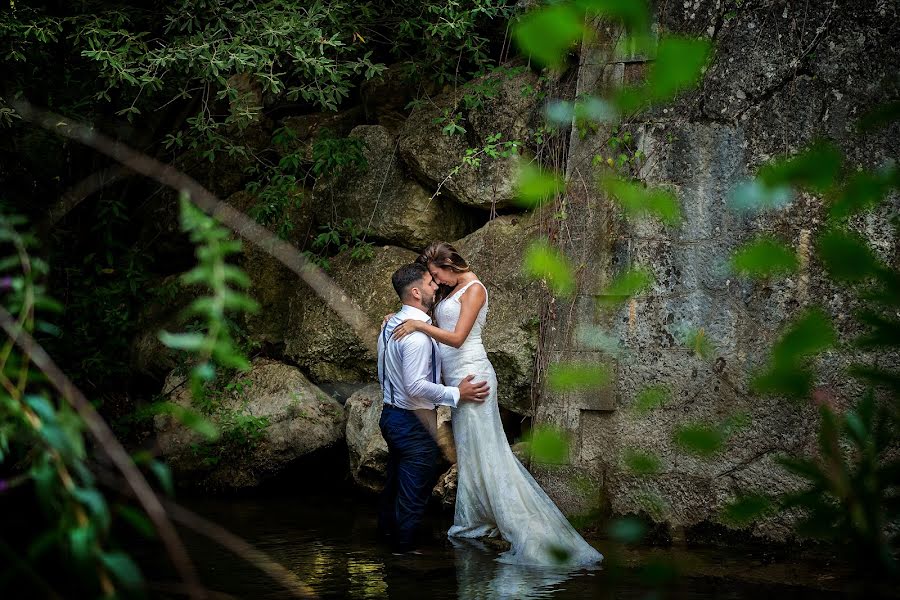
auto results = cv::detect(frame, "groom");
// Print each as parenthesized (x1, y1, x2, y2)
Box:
(377, 262, 489, 553)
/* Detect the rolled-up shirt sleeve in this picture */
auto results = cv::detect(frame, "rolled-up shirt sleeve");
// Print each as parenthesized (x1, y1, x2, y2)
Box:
(401, 334, 460, 408)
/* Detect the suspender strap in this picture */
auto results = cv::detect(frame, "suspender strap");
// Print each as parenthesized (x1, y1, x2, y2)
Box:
(380, 325, 396, 405)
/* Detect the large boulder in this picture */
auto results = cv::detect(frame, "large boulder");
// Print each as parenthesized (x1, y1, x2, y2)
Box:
(453, 213, 543, 414)
(154, 358, 345, 490)
(278, 107, 365, 162)
(398, 66, 545, 210)
(313, 124, 477, 250)
(344, 385, 389, 493)
(345, 385, 455, 493)
(285, 244, 416, 382)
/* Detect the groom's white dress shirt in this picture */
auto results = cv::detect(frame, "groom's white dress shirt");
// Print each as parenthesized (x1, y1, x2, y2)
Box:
(378, 304, 460, 411)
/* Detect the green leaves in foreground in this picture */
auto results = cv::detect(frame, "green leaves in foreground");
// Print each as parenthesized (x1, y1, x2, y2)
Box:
(601, 175, 681, 225)
(525, 425, 570, 464)
(615, 36, 711, 112)
(673, 422, 724, 456)
(816, 228, 881, 283)
(513, 4, 585, 69)
(523, 239, 575, 297)
(516, 163, 565, 208)
(730, 237, 798, 278)
(597, 266, 654, 307)
(547, 363, 612, 391)
(623, 448, 662, 475)
(758, 141, 842, 194)
(753, 308, 836, 399)
(633, 384, 670, 414)
(720, 494, 774, 527)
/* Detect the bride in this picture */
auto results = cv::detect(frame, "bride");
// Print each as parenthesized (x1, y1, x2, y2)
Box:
(390, 241, 603, 566)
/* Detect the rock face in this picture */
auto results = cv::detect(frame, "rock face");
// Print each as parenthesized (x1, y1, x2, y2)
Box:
(313, 125, 477, 249)
(454, 213, 543, 415)
(398, 66, 544, 210)
(285, 245, 416, 382)
(154, 358, 345, 489)
(533, 0, 900, 543)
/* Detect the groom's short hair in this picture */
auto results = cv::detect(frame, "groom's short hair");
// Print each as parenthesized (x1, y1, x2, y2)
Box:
(392, 263, 428, 299)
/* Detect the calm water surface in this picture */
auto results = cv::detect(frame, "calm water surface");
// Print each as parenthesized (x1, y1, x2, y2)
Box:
(145, 490, 855, 600)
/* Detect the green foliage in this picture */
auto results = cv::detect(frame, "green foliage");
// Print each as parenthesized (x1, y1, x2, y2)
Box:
(677, 326, 716, 360)
(633, 385, 670, 414)
(816, 229, 881, 282)
(720, 494, 774, 526)
(159, 194, 259, 406)
(516, 163, 565, 208)
(311, 131, 368, 178)
(597, 267, 654, 307)
(753, 309, 836, 400)
(673, 422, 725, 457)
(600, 175, 682, 225)
(305, 218, 374, 271)
(730, 237, 798, 278)
(523, 239, 575, 297)
(547, 363, 612, 391)
(623, 448, 662, 475)
(524, 425, 570, 464)
(513, 4, 585, 70)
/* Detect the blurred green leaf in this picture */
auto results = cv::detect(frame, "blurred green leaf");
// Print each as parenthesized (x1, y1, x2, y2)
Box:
(854, 310, 900, 349)
(523, 239, 575, 297)
(633, 384, 669, 413)
(150, 460, 175, 497)
(828, 167, 899, 221)
(115, 505, 156, 539)
(513, 4, 585, 69)
(526, 425, 570, 464)
(721, 494, 773, 526)
(547, 544, 573, 565)
(679, 326, 715, 359)
(597, 267, 654, 306)
(857, 100, 900, 132)
(772, 308, 836, 365)
(154, 401, 219, 440)
(100, 551, 143, 591)
(730, 237, 798, 278)
(753, 364, 815, 399)
(775, 455, 828, 486)
(616, 36, 710, 111)
(601, 175, 681, 225)
(608, 517, 646, 544)
(758, 142, 842, 193)
(516, 163, 565, 208)
(72, 487, 111, 532)
(817, 229, 880, 282)
(623, 448, 662, 475)
(673, 423, 723, 456)
(575, 0, 650, 32)
(158, 331, 206, 351)
(68, 525, 96, 565)
(547, 363, 611, 391)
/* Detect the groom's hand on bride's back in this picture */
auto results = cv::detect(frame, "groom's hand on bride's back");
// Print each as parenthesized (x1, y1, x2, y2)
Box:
(458, 374, 489, 403)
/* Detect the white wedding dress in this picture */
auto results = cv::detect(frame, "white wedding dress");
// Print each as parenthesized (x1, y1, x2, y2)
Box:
(435, 280, 603, 566)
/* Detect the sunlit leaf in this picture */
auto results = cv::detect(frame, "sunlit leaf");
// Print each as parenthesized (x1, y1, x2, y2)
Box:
(730, 237, 798, 278)
(513, 4, 585, 69)
(158, 331, 205, 351)
(721, 494, 773, 526)
(633, 384, 669, 413)
(758, 142, 842, 193)
(601, 175, 681, 225)
(547, 363, 611, 391)
(673, 422, 723, 456)
(623, 448, 662, 475)
(523, 239, 575, 297)
(771, 308, 836, 364)
(615, 36, 710, 111)
(608, 517, 646, 544)
(526, 425, 570, 464)
(516, 163, 565, 208)
(573, 96, 619, 123)
(817, 229, 880, 282)
(68, 525, 96, 564)
(575, 0, 650, 32)
(597, 267, 654, 306)
(677, 326, 715, 359)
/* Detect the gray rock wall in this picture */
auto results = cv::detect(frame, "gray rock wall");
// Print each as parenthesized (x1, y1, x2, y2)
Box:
(534, 0, 900, 541)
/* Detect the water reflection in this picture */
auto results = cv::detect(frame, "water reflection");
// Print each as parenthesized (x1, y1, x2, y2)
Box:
(452, 538, 594, 600)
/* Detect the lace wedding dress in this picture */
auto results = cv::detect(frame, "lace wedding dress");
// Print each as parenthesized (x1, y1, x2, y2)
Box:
(435, 280, 603, 566)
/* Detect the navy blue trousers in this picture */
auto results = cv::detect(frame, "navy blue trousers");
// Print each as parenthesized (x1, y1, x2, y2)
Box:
(378, 405, 442, 551)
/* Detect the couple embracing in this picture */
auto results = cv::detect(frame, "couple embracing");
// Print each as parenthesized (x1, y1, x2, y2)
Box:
(377, 242, 603, 566)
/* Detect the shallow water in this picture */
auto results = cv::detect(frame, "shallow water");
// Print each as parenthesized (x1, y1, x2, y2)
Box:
(140, 490, 858, 600)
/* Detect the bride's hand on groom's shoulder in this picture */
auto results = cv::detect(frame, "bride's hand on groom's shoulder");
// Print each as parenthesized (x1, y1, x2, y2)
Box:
(391, 319, 421, 340)
(381, 313, 395, 329)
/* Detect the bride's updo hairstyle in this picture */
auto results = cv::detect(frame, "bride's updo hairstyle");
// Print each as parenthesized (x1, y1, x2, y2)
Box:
(417, 241, 471, 304)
